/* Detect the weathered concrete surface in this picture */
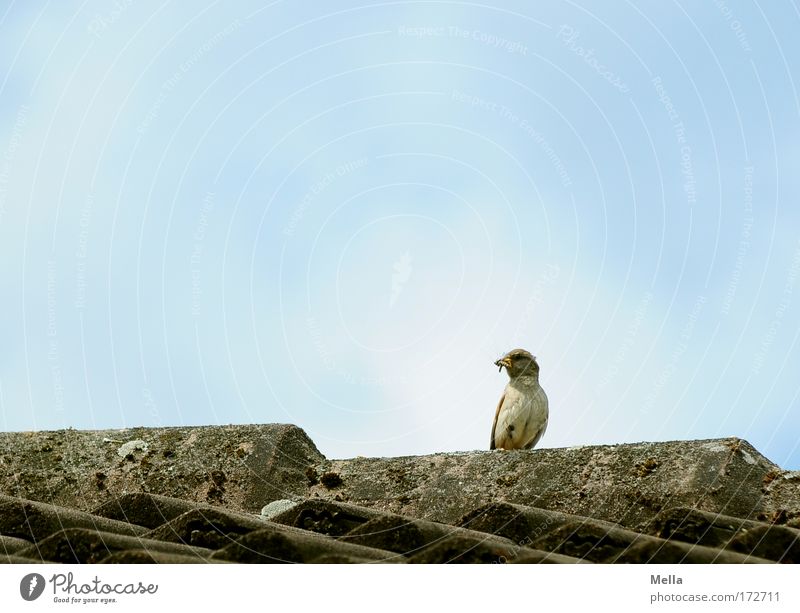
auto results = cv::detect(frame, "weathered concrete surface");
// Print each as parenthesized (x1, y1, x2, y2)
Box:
(209, 523, 401, 563)
(529, 520, 769, 563)
(17, 528, 214, 564)
(0, 424, 323, 513)
(457, 501, 616, 543)
(92, 493, 216, 528)
(646, 506, 764, 548)
(760, 470, 800, 523)
(2, 425, 797, 532)
(2, 423, 800, 564)
(0, 494, 147, 541)
(145, 507, 268, 549)
(309, 437, 786, 527)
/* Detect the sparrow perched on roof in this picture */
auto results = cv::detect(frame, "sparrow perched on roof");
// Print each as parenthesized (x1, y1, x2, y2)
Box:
(490, 349, 549, 451)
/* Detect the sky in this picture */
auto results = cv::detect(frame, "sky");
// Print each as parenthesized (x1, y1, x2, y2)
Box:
(0, 1, 798, 468)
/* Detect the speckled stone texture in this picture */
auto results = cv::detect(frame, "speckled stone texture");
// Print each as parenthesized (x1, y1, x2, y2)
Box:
(0, 424, 324, 513)
(308, 437, 787, 527)
(1, 425, 799, 564)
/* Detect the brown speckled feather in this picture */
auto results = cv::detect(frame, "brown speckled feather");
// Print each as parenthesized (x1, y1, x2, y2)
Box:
(489, 393, 505, 450)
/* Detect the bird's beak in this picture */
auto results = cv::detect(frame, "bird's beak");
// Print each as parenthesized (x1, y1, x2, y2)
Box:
(494, 357, 512, 372)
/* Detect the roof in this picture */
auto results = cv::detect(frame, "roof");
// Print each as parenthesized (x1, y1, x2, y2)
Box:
(1, 424, 798, 563)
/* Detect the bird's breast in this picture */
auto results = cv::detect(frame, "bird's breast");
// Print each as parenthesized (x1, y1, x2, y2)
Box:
(495, 382, 548, 449)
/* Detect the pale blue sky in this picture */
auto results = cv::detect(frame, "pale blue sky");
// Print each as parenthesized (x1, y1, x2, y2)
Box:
(1, 1, 798, 468)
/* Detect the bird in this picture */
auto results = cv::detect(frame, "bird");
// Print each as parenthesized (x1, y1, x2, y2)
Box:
(490, 348, 549, 450)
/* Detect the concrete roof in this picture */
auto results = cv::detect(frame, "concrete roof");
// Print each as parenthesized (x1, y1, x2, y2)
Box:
(1, 424, 798, 563)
